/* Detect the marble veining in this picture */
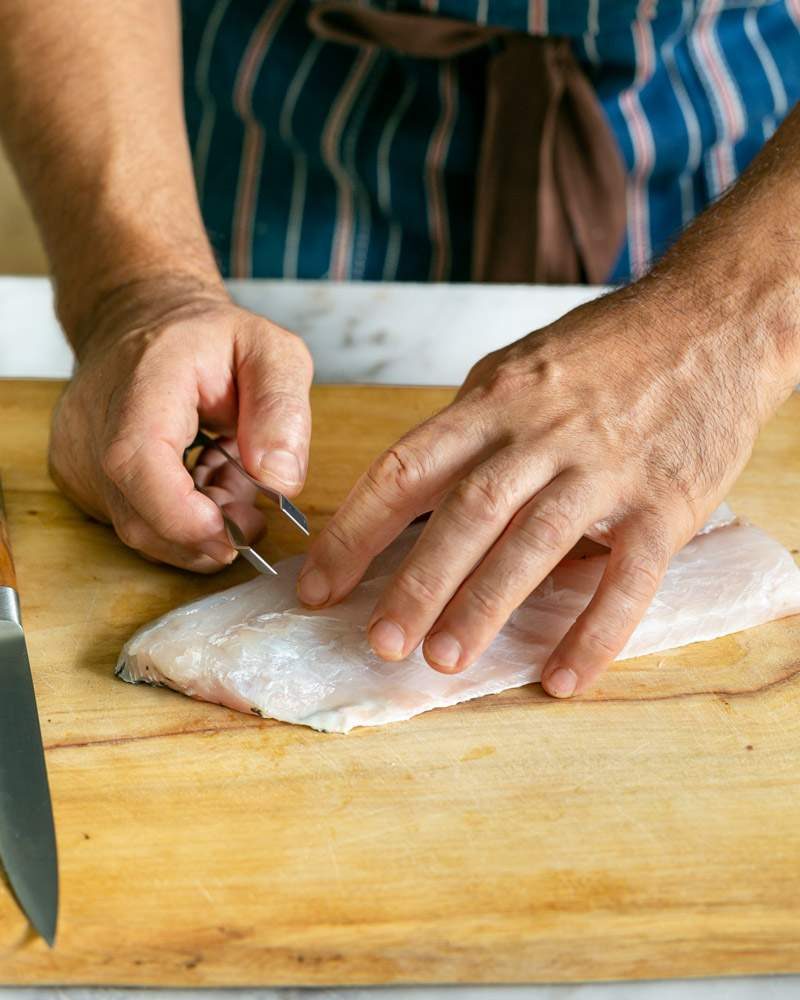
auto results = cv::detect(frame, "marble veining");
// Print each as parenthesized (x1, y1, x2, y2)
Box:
(0, 277, 603, 384)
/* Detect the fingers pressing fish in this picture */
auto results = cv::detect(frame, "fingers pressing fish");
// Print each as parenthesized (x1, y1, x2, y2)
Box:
(116, 505, 800, 733)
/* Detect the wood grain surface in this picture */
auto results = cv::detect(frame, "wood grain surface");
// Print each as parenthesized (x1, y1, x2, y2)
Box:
(0, 474, 17, 590)
(0, 379, 799, 986)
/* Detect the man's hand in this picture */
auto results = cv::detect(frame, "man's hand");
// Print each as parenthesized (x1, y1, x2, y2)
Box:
(300, 102, 800, 698)
(50, 283, 312, 572)
(0, 3, 316, 571)
(299, 271, 798, 697)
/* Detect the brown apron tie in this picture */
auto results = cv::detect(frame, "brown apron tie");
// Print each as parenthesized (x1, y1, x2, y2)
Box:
(307, 1, 626, 284)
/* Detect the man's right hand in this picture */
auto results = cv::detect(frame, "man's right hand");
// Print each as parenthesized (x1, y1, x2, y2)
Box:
(49, 281, 313, 572)
(0, 1, 315, 572)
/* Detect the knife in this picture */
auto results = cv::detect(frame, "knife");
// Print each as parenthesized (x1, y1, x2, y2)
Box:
(0, 475, 59, 946)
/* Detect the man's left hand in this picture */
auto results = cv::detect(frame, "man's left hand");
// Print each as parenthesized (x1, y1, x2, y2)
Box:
(297, 267, 795, 697)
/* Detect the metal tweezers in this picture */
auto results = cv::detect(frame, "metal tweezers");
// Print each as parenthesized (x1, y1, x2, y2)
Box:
(187, 429, 309, 576)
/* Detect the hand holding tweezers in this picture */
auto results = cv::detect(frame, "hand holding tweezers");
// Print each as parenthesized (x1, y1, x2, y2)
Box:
(187, 429, 309, 576)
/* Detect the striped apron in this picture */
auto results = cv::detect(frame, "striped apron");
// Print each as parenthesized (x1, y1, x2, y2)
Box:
(182, 0, 800, 283)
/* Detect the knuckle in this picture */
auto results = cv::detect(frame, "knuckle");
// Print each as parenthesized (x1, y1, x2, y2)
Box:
(481, 352, 557, 401)
(515, 513, 564, 556)
(366, 444, 429, 508)
(451, 475, 513, 526)
(114, 514, 149, 552)
(323, 519, 361, 560)
(101, 437, 142, 487)
(255, 387, 308, 424)
(579, 625, 620, 659)
(516, 494, 583, 555)
(615, 551, 663, 603)
(464, 578, 508, 621)
(393, 564, 447, 608)
(244, 322, 314, 380)
(192, 499, 226, 540)
(483, 362, 527, 400)
(463, 351, 499, 388)
(150, 512, 190, 544)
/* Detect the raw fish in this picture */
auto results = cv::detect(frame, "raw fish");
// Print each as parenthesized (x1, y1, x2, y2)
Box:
(116, 505, 800, 733)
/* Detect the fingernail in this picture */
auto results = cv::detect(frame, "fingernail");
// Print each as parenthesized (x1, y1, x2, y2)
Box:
(544, 667, 577, 698)
(369, 619, 406, 659)
(298, 567, 330, 606)
(424, 632, 461, 670)
(199, 540, 237, 564)
(260, 449, 301, 488)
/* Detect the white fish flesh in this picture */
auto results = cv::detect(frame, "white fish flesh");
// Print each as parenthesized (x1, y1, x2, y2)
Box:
(117, 505, 800, 733)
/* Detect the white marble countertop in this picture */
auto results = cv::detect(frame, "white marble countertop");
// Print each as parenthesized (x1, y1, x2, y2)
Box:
(0, 276, 603, 383)
(0, 275, 796, 1000)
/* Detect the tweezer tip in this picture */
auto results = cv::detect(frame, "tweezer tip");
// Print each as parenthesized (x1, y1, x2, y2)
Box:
(279, 497, 310, 535)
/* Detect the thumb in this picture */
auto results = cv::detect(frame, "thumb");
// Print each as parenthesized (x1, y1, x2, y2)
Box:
(235, 320, 313, 497)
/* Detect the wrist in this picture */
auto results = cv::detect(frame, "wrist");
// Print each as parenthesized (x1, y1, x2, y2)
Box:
(64, 268, 231, 365)
(42, 170, 225, 352)
(51, 189, 227, 359)
(645, 199, 800, 419)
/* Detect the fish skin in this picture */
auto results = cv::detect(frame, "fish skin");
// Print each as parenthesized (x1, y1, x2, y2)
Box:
(116, 505, 800, 733)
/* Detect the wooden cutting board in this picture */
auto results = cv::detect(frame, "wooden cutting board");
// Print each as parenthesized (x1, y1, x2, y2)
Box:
(1, 378, 799, 986)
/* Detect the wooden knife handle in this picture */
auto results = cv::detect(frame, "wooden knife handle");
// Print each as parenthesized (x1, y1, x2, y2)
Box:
(0, 475, 18, 591)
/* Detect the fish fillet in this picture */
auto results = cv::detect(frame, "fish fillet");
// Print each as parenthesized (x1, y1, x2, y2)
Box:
(117, 505, 800, 733)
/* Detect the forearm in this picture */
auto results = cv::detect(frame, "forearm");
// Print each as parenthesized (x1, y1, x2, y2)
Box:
(0, 0, 223, 349)
(646, 102, 800, 409)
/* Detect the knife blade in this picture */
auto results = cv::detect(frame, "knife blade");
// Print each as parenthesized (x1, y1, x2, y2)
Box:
(0, 476, 59, 946)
